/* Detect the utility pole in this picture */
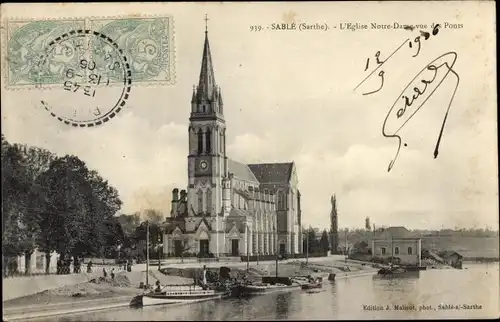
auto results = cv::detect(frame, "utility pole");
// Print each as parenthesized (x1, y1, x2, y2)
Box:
(344, 228, 351, 264)
(246, 224, 249, 271)
(146, 221, 149, 287)
(391, 236, 394, 267)
(158, 235, 162, 271)
(306, 229, 309, 265)
(216, 209, 219, 259)
(257, 238, 259, 266)
(275, 214, 279, 277)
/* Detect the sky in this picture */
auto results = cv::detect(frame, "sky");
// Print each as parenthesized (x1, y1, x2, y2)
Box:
(1, 2, 498, 230)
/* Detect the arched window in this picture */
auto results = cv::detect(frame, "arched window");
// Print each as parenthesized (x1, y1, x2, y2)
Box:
(206, 188, 212, 214)
(278, 191, 285, 210)
(408, 247, 413, 255)
(394, 247, 399, 255)
(205, 128, 211, 153)
(197, 129, 203, 155)
(219, 132, 223, 154)
(223, 130, 226, 154)
(197, 189, 203, 213)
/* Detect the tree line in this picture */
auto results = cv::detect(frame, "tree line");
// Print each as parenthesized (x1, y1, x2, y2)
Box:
(302, 227, 330, 254)
(115, 210, 165, 263)
(2, 135, 124, 275)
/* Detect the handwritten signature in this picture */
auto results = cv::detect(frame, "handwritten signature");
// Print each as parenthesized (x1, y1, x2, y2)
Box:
(354, 24, 460, 172)
(382, 52, 460, 172)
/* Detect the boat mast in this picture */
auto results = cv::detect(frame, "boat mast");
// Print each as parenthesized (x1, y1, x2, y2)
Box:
(306, 228, 309, 264)
(146, 220, 149, 286)
(246, 224, 249, 271)
(275, 213, 278, 277)
(391, 235, 393, 266)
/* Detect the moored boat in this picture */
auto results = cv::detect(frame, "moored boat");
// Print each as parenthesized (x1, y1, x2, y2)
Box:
(375, 267, 420, 278)
(238, 282, 301, 295)
(138, 285, 229, 307)
(237, 276, 302, 296)
(297, 276, 323, 290)
(301, 282, 322, 290)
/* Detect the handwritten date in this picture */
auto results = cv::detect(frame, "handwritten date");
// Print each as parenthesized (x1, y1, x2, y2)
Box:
(357, 24, 441, 96)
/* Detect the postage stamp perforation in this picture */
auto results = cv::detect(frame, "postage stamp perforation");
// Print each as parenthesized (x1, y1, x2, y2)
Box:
(1, 16, 88, 91)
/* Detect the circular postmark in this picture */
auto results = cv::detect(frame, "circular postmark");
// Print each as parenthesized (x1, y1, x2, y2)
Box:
(37, 29, 132, 127)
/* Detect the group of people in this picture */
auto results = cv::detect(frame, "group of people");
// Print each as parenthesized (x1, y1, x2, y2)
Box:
(102, 267, 116, 279)
(56, 257, 82, 274)
(190, 265, 209, 290)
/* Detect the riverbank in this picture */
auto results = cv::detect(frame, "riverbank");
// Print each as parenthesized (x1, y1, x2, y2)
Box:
(2, 256, 377, 321)
(2, 270, 193, 314)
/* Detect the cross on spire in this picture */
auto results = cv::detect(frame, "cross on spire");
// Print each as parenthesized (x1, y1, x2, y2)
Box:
(204, 14, 209, 33)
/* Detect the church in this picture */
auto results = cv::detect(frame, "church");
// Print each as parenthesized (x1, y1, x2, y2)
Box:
(162, 24, 302, 258)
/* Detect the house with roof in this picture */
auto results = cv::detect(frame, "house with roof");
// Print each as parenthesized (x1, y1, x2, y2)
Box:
(162, 25, 302, 258)
(437, 250, 463, 269)
(371, 226, 422, 266)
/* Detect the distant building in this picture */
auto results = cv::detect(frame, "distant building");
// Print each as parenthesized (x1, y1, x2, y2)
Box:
(371, 226, 422, 266)
(329, 195, 339, 253)
(438, 250, 463, 269)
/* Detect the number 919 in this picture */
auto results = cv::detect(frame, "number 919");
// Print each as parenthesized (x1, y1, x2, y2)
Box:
(250, 25, 263, 32)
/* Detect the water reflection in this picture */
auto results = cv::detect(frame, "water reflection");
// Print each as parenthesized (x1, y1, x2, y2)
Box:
(193, 301, 216, 321)
(275, 293, 291, 320)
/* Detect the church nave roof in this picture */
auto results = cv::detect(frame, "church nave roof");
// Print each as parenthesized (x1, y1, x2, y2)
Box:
(228, 159, 259, 183)
(247, 162, 294, 184)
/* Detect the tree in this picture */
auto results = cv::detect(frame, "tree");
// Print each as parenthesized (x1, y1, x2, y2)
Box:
(35, 155, 123, 265)
(35, 156, 94, 260)
(18, 145, 56, 273)
(365, 217, 371, 231)
(130, 220, 163, 261)
(320, 230, 329, 253)
(144, 209, 164, 225)
(1, 139, 50, 274)
(2, 139, 31, 258)
(306, 227, 318, 254)
(2, 138, 123, 274)
(118, 213, 141, 237)
(330, 194, 339, 254)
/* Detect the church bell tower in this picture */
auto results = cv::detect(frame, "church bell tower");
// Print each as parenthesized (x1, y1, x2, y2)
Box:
(187, 19, 228, 217)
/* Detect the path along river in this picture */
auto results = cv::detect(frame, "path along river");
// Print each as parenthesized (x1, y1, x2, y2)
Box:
(43, 262, 498, 320)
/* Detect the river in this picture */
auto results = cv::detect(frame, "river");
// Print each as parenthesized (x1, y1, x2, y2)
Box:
(53, 262, 498, 320)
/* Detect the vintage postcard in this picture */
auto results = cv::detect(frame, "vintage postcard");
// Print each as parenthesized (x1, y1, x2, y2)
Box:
(1, 1, 498, 321)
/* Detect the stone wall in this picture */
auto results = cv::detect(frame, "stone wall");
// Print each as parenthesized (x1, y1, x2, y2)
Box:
(2, 272, 100, 301)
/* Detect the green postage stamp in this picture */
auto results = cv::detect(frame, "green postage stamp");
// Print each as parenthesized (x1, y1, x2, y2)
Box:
(4, 16, 175, 88)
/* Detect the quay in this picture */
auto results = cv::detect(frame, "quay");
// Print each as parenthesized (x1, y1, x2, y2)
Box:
(3, 296, 132, 321)
(3, 256, 380, 321)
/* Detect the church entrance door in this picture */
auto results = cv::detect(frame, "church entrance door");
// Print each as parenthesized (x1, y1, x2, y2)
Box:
(174, 240, 182, 257)
(231, 239, 239, 256)
(280, 243, 286, 255)
(199, 240, 209, 257)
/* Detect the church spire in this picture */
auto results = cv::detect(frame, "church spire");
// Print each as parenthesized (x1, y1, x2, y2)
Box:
(197, 14, 216, 101)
